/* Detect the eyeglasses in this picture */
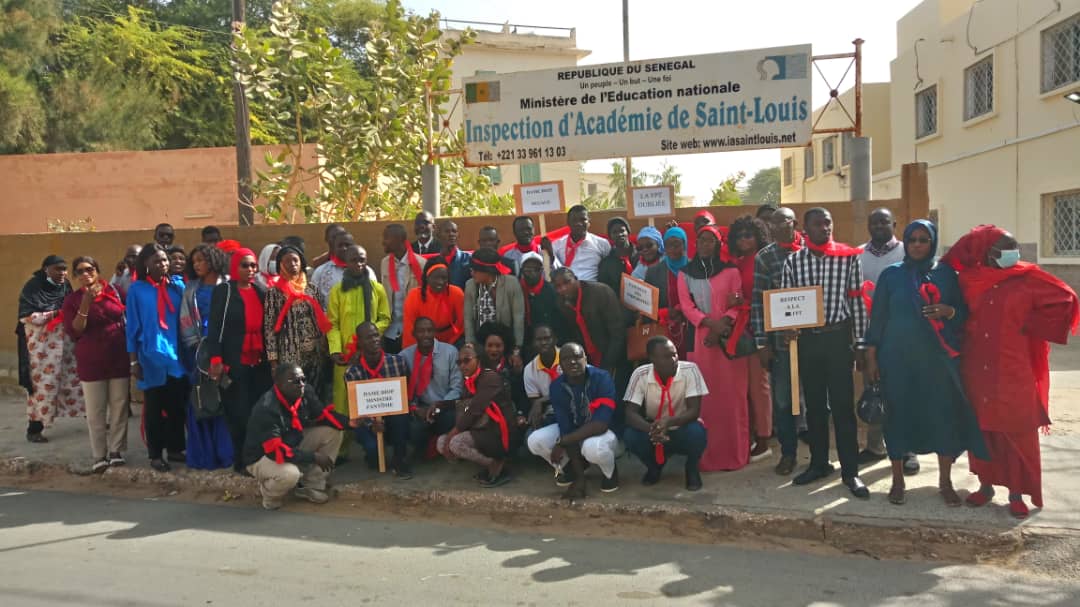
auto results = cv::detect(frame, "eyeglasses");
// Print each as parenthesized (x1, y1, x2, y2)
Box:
(457, 356, 475, 365)
(75, 266, 95, 275)
(906, 237, 932, 244)
(238, 262, 258, 269)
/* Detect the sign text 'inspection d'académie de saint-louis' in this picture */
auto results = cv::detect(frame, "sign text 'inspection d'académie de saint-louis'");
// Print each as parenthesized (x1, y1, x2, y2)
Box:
(462, 44, 812, 164)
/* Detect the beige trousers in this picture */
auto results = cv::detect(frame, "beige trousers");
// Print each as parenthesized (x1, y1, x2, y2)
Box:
(247, 426, 343, 500)
(82, 377, 130, 459)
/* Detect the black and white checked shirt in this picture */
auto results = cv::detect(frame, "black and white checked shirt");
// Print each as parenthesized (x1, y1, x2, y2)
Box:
(781, 248, 868, 344)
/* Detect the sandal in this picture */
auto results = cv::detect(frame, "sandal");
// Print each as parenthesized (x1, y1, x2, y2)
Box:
(92, 459, 110, 474)
(480, 470, 512, 488)
(965, 490, 993, 507)
(888, 485, 906, 505)
(1009, 499, 1030, 520)
(26, 432, 48, 444)
(940, 486, 962, 507)
(150, 458, 171, 473)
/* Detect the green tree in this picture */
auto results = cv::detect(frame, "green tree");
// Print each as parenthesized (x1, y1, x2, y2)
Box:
(602, 160, 648, 209)
(710, 171, 746, 206)
(0, 0, 60, 153)
(742, 166, 780, 205)
(655, 161, 682, 195)
(237, 0, 510, 222)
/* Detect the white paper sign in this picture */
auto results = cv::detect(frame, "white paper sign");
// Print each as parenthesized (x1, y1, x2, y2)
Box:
(463, 44, 812, 164)
(620, 274, 660, 320)
(763, 286, 825, 331)
(629, 186, 674, 218)
(513, 180, 565, 215)
(347, 377, 409, 419)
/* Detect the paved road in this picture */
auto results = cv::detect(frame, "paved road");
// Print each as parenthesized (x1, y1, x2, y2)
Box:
(0, 489, 1075, 606)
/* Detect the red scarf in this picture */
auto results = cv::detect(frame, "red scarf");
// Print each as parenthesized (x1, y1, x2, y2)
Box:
(653, 371, 675, 465)
(463, 366, 482, 395)
(148, 276, 176, 330)
(486, 401, 510, 451)
(341, 335, 359, 363)
(521, 277, 544, 326)
(564, 235, 586, 267)
(274, 385, 304, 432)
(238, 286, 264, 366)
(45, 310, 65, 332)
(360, 352, 386, 378)
(777, 233, 805, 252)
(388, 252, 422, 293)
(96, 281, 123, 308)
(472, 257, 512, 275)
(409, 348, 434, 402)
(638, 256, 659, 269)
(804, 237, 863, 257)
(918, 283, 959, 358)
(330, 255, 347, 268)
(538, 353, 560, 381)
(442, 246, 459, 266)
(499, 239, 541, 256)
(273, 280, 332, 334)
(572, 287, 600, 365)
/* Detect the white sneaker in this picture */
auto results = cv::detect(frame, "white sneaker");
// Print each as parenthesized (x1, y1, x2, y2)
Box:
(262, 496, 283, 511)
(294, 486, 330, 504)
(750, 447, 773, 462)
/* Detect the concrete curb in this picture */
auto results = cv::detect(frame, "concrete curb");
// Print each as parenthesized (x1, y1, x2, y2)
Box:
(1, 456, 1047, 563)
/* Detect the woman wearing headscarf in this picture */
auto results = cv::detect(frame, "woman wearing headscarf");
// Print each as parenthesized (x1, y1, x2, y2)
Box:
(402, 257, 465, 349)
(19, 255, 83, 443)
(644, 227, 690, 357)
(207, 247, 272, 472)
(729, 215, 774, 461)
(864, 220, 987, 506)
(263, 244, 332, 399)
(632, 226, 665, 280)
(255, 243, 280, 290)
(126, 244, 187, 472)
(179, 243, 234, 470)
(63, 256, 129, 471)
(941, 225, 1079, 518)
(677, 226, 749, 471)
(596, 217, 637, 296)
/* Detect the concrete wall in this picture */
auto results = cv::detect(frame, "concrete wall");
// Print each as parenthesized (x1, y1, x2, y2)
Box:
(0, 145, 319, 235)
(780, 83, 893, 204)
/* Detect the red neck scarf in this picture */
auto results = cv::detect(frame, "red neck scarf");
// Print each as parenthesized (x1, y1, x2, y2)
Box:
(409, 348, 434, 402)
(804, 237, 863, 257)
(442, 246, 459, 266)
(388, 251, 422, 293)
(148, 275, 176, 330)
(464, 366, 482, 395)
(777, 233, 804, 252)
(735, 254, 756, 294)
(653, 370, 676, 465)
(95, 281, 123, 308)
(274, 386, 304, 432)
(500, 239, 541, 256)
(330, 255, 347, 268)
(360, 352, 386, 378)
(273, 279, 332, 334)
(564, 234, 586, 267)
(918, 283, 959, 358)
(571, 287, 600, 365)
(521, 277, 543, 326)
(238, 286, 264, 365)
(486, 401, 510, 451)
(538, 352, 560, 381)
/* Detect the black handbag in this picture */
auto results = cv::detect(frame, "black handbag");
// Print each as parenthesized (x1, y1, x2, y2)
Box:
(857, 382, 886, 425)
(191, 286, 230, 420)
(718, 328, 757, 359)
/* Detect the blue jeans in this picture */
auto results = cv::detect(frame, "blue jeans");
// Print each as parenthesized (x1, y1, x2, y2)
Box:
(624, 422, 707, 471)
(356, 414, 410, 467)
(771, 351, 799, 457)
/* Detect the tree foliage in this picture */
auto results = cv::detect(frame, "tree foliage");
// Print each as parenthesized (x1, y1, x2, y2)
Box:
(742, 166, 780, 206)
(710, 171, 746, 206)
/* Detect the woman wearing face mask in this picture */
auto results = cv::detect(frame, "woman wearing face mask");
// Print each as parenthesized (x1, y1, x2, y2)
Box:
(256, 243, 280, 289)
(19, 255, 83, 443)
(941, 225, 1079, 519)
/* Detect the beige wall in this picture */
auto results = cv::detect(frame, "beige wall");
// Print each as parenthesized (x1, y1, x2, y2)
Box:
(780, 83, 892, 204)
(881, 0, 1080, 255)
(0, 145, 319, 235)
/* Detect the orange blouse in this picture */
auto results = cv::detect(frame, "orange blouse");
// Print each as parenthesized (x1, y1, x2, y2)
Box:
(402, 285, 465, 348)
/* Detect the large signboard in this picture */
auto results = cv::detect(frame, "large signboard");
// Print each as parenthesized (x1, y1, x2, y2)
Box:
(462, 44, 811, 165)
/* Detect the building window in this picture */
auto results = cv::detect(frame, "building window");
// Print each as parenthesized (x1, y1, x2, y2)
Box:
(519, 163, 541, 184)
(587, 183, 598, 196)
(915, 85, 937, 139)
(783, 156, 793, 186)
(1041, 13, 1080, 93)
(1044, 189, 1080, 257)
(822, 136, 836, 173)
(480, 166, 502, 185)
(964, 56, 994, 120)
(803, 145, 814, 179)
(841, 131, 854, 165)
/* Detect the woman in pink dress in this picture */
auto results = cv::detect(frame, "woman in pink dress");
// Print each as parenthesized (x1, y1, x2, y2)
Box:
(678, 226, 750, 471)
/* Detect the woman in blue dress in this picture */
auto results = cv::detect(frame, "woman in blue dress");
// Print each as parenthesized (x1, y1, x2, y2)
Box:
(179, 244, 235, 470)
(864, 220, 987, 506)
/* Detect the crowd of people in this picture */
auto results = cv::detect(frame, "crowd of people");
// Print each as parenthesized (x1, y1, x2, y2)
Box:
(15, 206, 1078, 517)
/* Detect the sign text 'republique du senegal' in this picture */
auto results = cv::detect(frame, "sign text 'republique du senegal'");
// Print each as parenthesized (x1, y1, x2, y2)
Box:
(462, 44, 811, 165)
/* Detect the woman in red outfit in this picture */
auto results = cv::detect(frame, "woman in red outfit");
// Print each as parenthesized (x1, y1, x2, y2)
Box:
(942, 225, 1079, 518)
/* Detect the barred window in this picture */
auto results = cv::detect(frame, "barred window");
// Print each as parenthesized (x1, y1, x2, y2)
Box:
(804, 145, 815, 179)
(964, 56, 994, 120)
(822, 136, 836, 172)
(1044, 189, 1080, 257)
(1041, 13, 1080, 93)
(480, 166, 502, 185)
(841, 131, 854, 165)
(783, 156, 793, 186)
(916, 86, 937, 139)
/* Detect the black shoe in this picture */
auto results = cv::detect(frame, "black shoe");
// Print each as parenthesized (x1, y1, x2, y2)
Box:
(685, 466, 703, 491)
(793, 463, 834, 485)
(641, 466, 661, 486)
(166, 451, 186, 463)
(480, 470, 512, 488)
(902, 454, 920, 476)
(857, 449, 887, 465)
(600, 466, 619, 493)
(774, 455, 796, 476)
(554, 469, 575, 487)
(26, 432, 48, 443)
(843, 475, 870, 499)
(150, 458, 171, 473)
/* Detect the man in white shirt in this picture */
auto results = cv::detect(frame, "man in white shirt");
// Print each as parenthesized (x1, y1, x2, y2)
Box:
(523, 325, 561, 430)
(542, 205, 610, 281)
(379, 224, 427, 354)
(623, 336, 709, 491)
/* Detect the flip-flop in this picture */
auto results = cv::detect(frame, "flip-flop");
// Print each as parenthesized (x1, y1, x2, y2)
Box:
(940, 488, 962, 507)
(888, 486, 906, 505)
(480, 470, 512, 488)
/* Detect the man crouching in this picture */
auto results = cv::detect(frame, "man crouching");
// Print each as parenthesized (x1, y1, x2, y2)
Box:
(244, 363, 360, 510)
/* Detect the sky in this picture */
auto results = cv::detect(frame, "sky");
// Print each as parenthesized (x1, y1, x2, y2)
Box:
(405, 0, 924, 203)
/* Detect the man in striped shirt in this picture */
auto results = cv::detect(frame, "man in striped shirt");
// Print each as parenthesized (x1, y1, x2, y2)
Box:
(781, 208, 870, 499)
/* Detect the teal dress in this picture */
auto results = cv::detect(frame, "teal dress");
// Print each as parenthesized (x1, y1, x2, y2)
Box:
(864, 221, 987, 460)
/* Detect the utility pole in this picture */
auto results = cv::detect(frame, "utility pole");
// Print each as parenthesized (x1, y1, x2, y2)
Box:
(232, 0, 254, 226)
(622, 0, 632, 209)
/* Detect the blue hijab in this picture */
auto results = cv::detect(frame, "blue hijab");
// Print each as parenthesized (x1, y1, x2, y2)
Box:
(662, 227, 689, 273)
(902, 219, 937, 276)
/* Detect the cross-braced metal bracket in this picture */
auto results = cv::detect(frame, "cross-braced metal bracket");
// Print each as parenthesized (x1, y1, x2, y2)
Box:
(810, 38, 864, 138)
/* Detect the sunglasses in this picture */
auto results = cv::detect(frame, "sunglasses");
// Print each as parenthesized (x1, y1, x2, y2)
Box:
(906, 237, 932, 244)
(75, 266, 95, 275)
(238, 262, 258, 269)
(457, 356, 476, 365)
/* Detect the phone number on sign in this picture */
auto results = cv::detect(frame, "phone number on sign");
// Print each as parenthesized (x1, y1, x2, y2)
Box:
(495, 146, 568, 162)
